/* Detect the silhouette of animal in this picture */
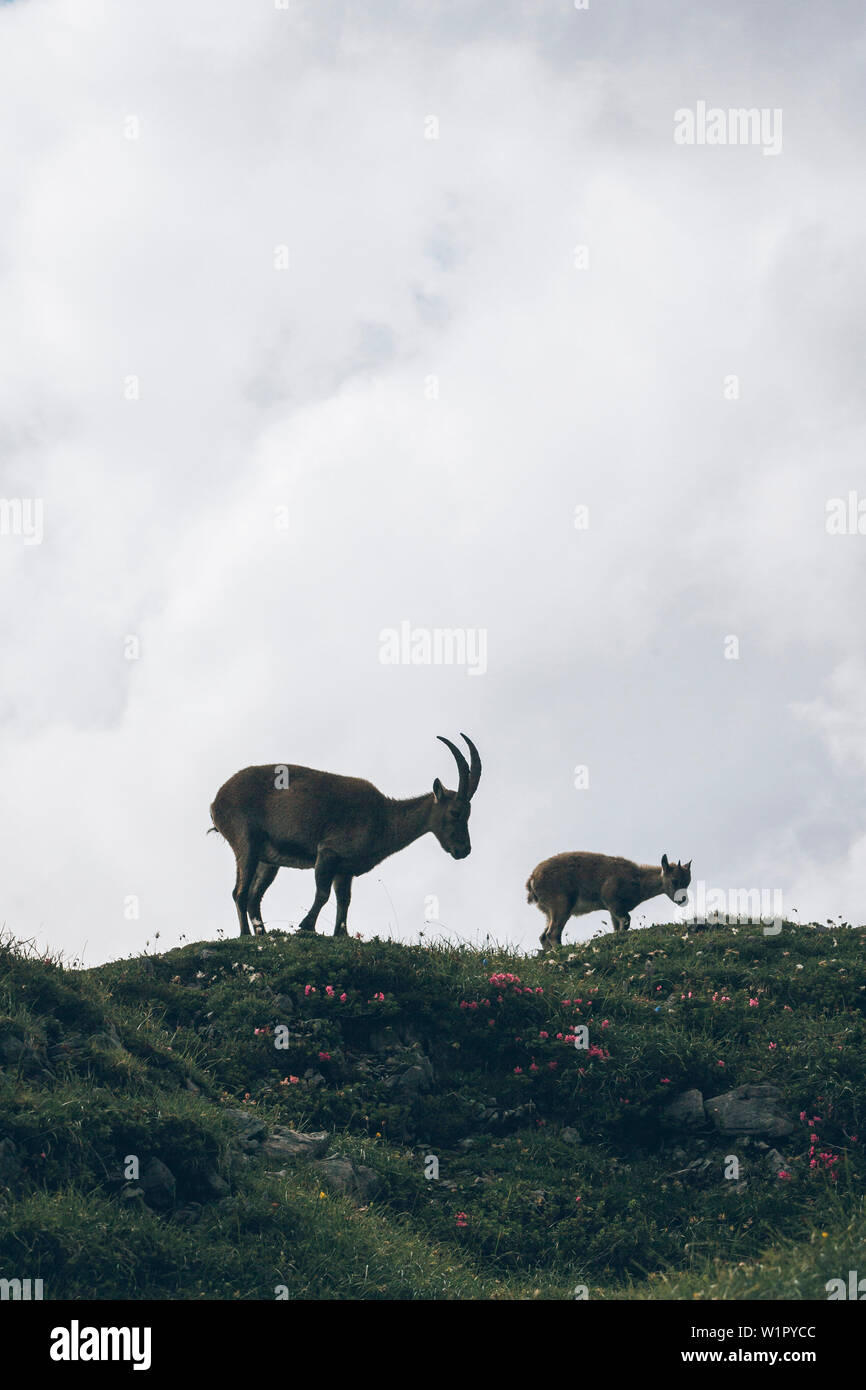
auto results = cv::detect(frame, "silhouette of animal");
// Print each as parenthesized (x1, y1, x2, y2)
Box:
(527, 851, 692, 948)
(210, 734, 481, 937)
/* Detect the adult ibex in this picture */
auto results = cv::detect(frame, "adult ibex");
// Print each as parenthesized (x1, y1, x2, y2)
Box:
(527, 851, 692, 949)
(210, 734, 481, 937)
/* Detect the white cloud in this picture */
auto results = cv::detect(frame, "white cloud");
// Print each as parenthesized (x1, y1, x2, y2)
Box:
(1, 0, 865, 961)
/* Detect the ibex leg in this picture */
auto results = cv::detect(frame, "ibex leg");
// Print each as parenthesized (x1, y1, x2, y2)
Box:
(297, 850, 339, 934)
(248, 862, 278, 934)
(333, 874, 353, 936)
(232, 840, 260, 936)
(541, 896, 571, 950)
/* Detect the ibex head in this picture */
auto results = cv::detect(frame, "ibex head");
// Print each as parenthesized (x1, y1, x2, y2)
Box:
(431, 733, 482, 859)
(661, 854, 692, 904)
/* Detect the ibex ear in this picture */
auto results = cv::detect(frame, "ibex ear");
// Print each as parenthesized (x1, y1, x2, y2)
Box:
(684, 860, 692, 871)
(432, 778, 445, 802)
(661, 854, 670, 871)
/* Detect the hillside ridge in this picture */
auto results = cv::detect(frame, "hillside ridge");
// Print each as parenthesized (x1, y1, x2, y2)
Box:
(0, 920, 863, 1299)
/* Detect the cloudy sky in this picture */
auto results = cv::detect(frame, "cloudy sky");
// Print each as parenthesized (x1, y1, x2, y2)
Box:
(1, 0, 865, 965)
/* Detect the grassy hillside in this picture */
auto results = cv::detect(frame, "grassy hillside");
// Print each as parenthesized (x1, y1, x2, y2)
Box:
(0, 919, 864, 1300)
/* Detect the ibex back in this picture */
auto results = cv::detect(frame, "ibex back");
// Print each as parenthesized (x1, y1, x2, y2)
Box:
(210, 734, 481, 936)
(527, 851, 691, 949)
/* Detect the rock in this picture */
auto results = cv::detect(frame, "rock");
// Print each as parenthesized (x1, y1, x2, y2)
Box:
(661, 1089, 705, 1127)
(766, 1148, 788, 1172)
(705, 1084, 794, 1138)
(670, 1157, 714, 1178)
(224, 1109, 267, 1141)
(199, 1169, 230, 1199)
(384, 1064, 432, 1097)
(368, 1022, 421, 1053)
(561, 1128, 579, 1145)
(184, 1077, 200, 1094)
(368, 1026, 399, 1054)
(120, 1186, 145, 1203)
(174, 1203, 202, 1225)
(140, 1157, 177, 1210)
(47, 1039, 86, 1067)
(263, 1130, 329, 1162)
(496, 1102, 535, 1130)
(0, 1138, 21, 1184)
(313, 1157, 383, 1204)
(302, 1070, 326, 1087)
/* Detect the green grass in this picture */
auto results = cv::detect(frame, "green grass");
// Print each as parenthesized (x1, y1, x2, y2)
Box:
(0, 919, 863, 1299)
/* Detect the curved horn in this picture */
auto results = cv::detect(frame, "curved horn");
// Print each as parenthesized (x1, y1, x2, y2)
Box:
(460, 732, 482, 799)
(437, 735, 469, 800)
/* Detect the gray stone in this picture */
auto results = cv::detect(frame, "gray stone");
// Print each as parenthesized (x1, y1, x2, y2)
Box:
(313, 1157, 384, 1204)
(368, 1026, 399, 1054)
(705, 1084, 794, 1138)
(561, 1127, 579, 1144)
(174, 1203, 202, 1225)
(263, 1130, 330, 1161)
(384, 1064, 431, 1096)
(0, 1138, 21, 1183)
(200, 1169, 230, 1199)
(661, 1089, 706, 1127)
(670, 1157, 713, 1178)
(140, 1157, 177, 1210)
(224, 1109, 267, 1140)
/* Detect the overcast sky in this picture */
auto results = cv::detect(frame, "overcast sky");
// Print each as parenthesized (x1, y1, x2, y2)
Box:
(1, 0, 865, 966)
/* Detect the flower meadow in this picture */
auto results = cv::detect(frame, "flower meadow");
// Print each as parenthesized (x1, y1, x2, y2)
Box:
(0, 918, 863, 1299)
